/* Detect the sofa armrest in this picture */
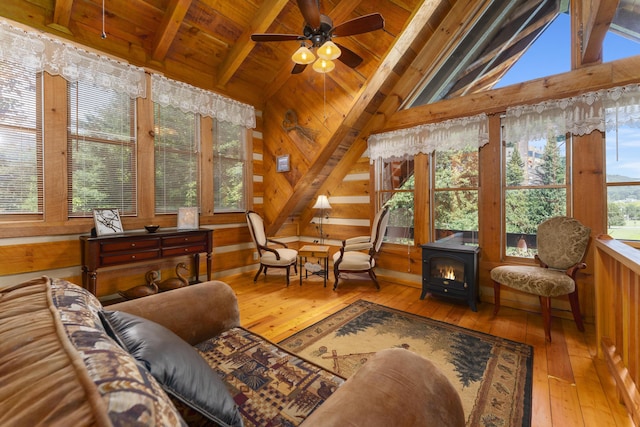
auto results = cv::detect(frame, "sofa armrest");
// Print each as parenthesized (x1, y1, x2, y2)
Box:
(300, 348, 465, 427)
(109, 280, 240, 346)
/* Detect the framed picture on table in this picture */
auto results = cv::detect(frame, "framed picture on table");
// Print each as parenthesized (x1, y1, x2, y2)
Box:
(93, 209, 123, 236)
(177, 207, 199, 230)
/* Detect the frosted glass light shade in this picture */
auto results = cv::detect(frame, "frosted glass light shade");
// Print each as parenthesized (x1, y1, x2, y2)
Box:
(312, 58, 335, 73)
(291, 45, 315, 64)
(313, 195, 332, 210)
(317, 40, 341, 60)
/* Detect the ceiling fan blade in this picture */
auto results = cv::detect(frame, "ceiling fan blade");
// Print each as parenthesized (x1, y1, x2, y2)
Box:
(331, 13, 384, 37)
(251, 33, 302, 42)
(334, 43, 363, 68)
(292, 63, 308, 74)
(297, 0, 321, 30)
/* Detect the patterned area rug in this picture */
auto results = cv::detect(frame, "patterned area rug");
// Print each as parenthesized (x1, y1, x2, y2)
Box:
(279, 300, 533, 427)
(196, 327, 345, 426)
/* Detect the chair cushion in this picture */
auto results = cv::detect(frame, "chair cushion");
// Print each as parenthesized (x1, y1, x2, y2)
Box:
(261, 248, 297, 266)
(333, 251, 375, 271)
(537, 216, 590, 270)
(491, 265, 576, 297)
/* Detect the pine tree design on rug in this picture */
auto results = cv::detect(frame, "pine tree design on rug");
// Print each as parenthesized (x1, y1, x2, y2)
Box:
(280, 300, 533, 427)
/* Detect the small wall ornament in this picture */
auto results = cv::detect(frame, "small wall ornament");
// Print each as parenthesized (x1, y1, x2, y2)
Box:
(276, 154, 290, 173)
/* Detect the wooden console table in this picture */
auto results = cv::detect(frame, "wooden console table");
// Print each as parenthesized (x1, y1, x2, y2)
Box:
(80, 228, 212, 296)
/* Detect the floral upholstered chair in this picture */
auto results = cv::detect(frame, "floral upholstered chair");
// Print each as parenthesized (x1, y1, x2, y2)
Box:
(491, 216, 591, 342)
(246, 210, 298, 286)
(332, 206, 390, 290)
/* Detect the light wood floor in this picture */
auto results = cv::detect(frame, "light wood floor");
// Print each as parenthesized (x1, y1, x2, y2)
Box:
(220, 271, 632, 427)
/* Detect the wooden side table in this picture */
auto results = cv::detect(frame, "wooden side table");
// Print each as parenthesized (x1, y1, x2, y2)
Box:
(299, 245, 330, 287)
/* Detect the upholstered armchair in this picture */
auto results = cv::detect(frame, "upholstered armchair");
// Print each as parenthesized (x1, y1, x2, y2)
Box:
(491, 216, 591, 341)
(246, 210, 298, 286)
(332, 206, 390, 290)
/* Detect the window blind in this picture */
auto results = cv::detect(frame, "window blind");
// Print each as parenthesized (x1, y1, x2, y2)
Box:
(213, 121, 246, 212)
(0, 59, 43, 215)
(154, 103, 199, 214)
(67, 80, 137, 217)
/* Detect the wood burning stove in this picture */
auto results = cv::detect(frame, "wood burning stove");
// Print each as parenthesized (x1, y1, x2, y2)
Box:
(421, 241, 480, 311)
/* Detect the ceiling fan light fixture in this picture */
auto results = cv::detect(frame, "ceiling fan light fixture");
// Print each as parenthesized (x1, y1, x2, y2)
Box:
(317, 40, 341, 60)
(312, 58, 335, 73)
(291, 44, 316, 64)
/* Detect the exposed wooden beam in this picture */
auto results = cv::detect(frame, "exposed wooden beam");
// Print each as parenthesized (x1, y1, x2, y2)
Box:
(217, 0, 290, 87)
(380, 54, 640, 133)
(265, 0, 445, 234)
(50, 0, 74, 33)
(151, 0, 193, 62)
(580, 0, 619, 65)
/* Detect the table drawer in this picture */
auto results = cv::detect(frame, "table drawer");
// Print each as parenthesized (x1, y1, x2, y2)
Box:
(163, 234, 207, 246)
(163, 244, 207, 257)
(101, 249, 160, 266)
(100, 238, 159, 253)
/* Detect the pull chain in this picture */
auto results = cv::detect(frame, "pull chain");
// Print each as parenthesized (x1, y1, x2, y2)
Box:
(101, 0, 107, 39)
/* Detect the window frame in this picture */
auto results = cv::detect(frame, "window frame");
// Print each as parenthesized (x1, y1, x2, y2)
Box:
(153, 102, 201, 214)
(67, 80, 138, 218)
(212, 119, 249, 213)
(500, 123, 573, 259)
(0, 61, 44, 219)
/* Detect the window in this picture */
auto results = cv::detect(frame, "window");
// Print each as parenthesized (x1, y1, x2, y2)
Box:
(606, 122, 640, 240)
(154, 104, 200, 213)
(433, 147, 479, 243)
(68, 81, 136, 216)
(213, 120, 246, 212)
(376, 158, 414, 244)
(502, 127, 569, 257)
(0, 59, 42, 216)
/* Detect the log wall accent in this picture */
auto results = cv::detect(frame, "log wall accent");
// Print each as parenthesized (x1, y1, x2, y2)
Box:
(594, 235, 640, 426)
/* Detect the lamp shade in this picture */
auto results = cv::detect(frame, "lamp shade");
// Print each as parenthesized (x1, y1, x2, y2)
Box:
(317, 40, 341, 60)
(313, 195, 332, 210)
(312, 58, 335, 73)
(291, 45, 315, 64)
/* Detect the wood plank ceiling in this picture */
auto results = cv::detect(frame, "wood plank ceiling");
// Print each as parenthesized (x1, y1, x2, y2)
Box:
(0, 0, 629, 232)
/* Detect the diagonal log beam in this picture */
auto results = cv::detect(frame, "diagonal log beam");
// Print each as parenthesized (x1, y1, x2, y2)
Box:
(579, 0, 619, 65)
(266, 0, 445, 234)
(217, 0, 290, 87)
(152, 0, 193, 61)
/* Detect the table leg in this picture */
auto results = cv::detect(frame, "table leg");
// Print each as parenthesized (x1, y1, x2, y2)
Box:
(323, 257, 327, 287)
(299, 256, 303, 286)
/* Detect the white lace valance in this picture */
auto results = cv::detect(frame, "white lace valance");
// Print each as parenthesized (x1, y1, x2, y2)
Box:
(368, 113, 489, 162)
(504, 83, 640, 141)
(0, 19, 146, 98)
(152, 75, 256, 129)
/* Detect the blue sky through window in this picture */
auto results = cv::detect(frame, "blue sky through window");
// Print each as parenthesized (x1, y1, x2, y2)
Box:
(495, 13, 640, 88)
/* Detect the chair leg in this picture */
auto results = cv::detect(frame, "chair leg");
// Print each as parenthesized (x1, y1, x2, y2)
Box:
(253, 265, 264, 283)
(285, 265, 290, 286)
(492, 281, 501, 316)
(333, 264, 340, 290)
(540, 296, 552, 342)
(568, 288, 585, 332)
(368, 269, 380, 290)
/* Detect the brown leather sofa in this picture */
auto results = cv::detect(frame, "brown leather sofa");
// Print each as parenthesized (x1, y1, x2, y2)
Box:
(0, 276, 464, 427)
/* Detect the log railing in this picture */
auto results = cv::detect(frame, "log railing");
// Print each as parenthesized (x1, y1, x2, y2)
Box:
(595, 235, 640, 426)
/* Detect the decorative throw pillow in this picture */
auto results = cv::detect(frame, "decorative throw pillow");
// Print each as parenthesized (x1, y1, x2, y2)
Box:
(100, 310, 243, 427)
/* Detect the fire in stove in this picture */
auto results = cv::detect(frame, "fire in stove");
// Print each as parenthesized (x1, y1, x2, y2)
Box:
(438, 265, 457, 280)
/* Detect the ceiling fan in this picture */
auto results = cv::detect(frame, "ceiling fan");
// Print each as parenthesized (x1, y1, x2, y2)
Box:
(250, 0, 384, 74)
